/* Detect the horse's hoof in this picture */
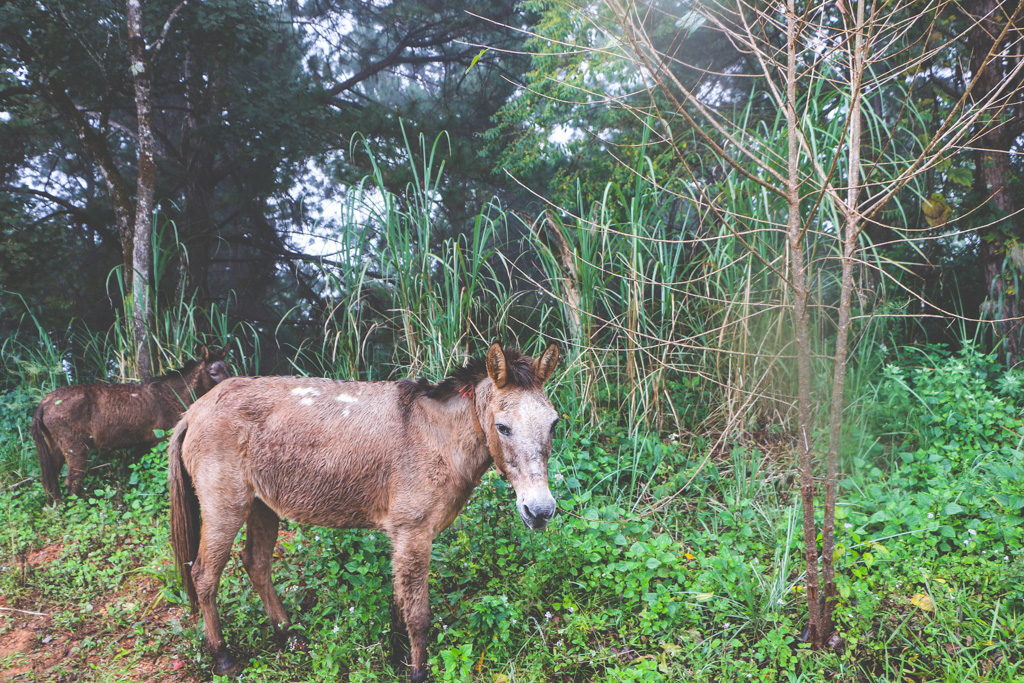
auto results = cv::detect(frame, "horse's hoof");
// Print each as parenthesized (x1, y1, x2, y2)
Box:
(213, 651, 245, 677)
(410, 668, 427, 683)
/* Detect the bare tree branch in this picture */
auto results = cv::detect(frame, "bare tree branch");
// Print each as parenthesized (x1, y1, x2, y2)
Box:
(152, 0, 188, 54)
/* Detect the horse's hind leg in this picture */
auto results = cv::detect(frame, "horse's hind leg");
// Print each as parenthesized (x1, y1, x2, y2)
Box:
(242, 499, 292, 644)
(389, 532, 432, 683)
(192, 508, 249, 676)
(57, 438, 90, 496)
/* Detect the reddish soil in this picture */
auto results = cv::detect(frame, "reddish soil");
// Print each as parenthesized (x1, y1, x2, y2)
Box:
(0, 544, 200, 683)
(25, 545, 63, 568)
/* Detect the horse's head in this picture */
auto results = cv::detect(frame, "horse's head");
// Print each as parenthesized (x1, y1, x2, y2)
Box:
(194, 345, 233, 394)
(482, 342, 560, 531)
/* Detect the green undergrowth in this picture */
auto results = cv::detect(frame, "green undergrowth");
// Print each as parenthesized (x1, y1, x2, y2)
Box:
(1, 346, 1022, 681)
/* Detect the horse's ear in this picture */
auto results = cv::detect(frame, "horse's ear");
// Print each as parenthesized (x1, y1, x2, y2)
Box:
(534, 343, 560, 384)
(198, 345, 210, 361)
(486, 342, 508, 389)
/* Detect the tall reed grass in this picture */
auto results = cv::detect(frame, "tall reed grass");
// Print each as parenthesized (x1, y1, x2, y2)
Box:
(288, 133, 524, 382)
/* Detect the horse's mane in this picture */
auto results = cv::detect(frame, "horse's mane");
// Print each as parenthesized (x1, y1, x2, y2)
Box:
(153, 353, 222, 383)
(79, 360, 201, 386)
(398, 348, 538, 406)
(154, 358, 200, 382)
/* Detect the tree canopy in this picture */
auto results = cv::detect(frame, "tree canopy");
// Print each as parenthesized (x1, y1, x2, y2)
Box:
(1, 0, 1021, 369)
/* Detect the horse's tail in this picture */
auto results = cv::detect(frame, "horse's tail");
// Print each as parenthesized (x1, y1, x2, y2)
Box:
(31, 402, 61, 502)
(169, 413, 200, 610)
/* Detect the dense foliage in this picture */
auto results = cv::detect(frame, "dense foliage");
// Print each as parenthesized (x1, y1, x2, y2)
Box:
(0, 0, 535, 365)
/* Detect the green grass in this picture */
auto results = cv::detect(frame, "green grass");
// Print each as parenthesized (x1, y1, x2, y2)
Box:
(1, 344, 1021, 682)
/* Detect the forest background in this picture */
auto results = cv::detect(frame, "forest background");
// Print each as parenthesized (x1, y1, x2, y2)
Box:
(1, 0, 1024, 681)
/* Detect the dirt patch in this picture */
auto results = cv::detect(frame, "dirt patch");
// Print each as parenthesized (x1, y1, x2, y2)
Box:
(0, 569, 200, 683)
(0, 628, 37, 657)
(0, 613, 51, 681)
(0, 664, 31, 680)
(25, 544, 63, 567)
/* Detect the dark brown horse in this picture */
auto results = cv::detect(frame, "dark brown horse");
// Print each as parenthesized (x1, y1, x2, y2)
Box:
(32, 346, 232, 500)
(169, 342, 560, 682)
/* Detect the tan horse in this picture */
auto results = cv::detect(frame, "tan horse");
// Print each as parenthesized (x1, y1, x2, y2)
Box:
(32, 346, 231, 500)
(169, 342, 560, 682)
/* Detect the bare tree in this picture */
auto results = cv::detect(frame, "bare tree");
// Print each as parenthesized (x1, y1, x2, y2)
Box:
(506, 0, 1024, 646)
(3, 0, 187, 378)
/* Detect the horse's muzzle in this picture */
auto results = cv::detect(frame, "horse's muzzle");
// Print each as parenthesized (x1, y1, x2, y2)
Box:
(518, 494, 556, 530)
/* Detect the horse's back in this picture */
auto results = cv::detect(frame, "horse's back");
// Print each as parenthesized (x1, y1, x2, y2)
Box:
(181, 376, 409, 529)
(42, 381, 177, 449)
(37, 384, 102, 443)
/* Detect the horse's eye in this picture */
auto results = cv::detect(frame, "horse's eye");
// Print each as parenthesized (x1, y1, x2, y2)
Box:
(496, 423, 512, 437)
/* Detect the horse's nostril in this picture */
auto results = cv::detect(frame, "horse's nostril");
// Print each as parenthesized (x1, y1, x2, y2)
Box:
(520, 497, 556, 529)
(524, 501, 554, 521)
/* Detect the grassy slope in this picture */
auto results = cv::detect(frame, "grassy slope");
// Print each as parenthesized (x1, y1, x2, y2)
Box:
(1, 350, 1023, 682)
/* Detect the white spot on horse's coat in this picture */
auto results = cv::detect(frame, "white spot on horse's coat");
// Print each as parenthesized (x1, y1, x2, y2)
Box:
(131, 393, 138, 397)
(342, 409, 350, 417)
(336, 393, 357, 403)
(292, 387, 319, 397)
(300, 397, 314, 406)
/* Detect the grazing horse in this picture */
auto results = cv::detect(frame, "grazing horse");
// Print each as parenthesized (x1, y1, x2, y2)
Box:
(32, 346, 232, 500)
(169, 342, 560, 682)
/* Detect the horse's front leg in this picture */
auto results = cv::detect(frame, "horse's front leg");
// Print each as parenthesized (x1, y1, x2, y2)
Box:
(242, 498, 294, 647)
(389, 532, 432, 683)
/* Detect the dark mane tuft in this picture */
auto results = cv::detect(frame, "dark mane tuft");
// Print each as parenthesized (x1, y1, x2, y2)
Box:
(157, 358, 200, 382)
(430, 348, 537, 400)
(503, 348, 540, 390)
(424, 357, 488, 401)
(398, 348, 538, 406)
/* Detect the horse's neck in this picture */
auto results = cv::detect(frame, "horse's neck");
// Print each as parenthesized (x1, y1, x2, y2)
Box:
(416, 389, 492, 486)
(463, 381, 495, 482)
(157, 371, 196, 405)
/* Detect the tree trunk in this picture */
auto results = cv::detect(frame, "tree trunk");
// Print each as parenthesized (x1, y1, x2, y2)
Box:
(539, 212, 597, 417)
(821, 0, 867, 639)
(127, 0, 156, 378)
(540, 213, 584, 343)
(785, 0, 826, 649)
(968, 0, 1022, 363)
